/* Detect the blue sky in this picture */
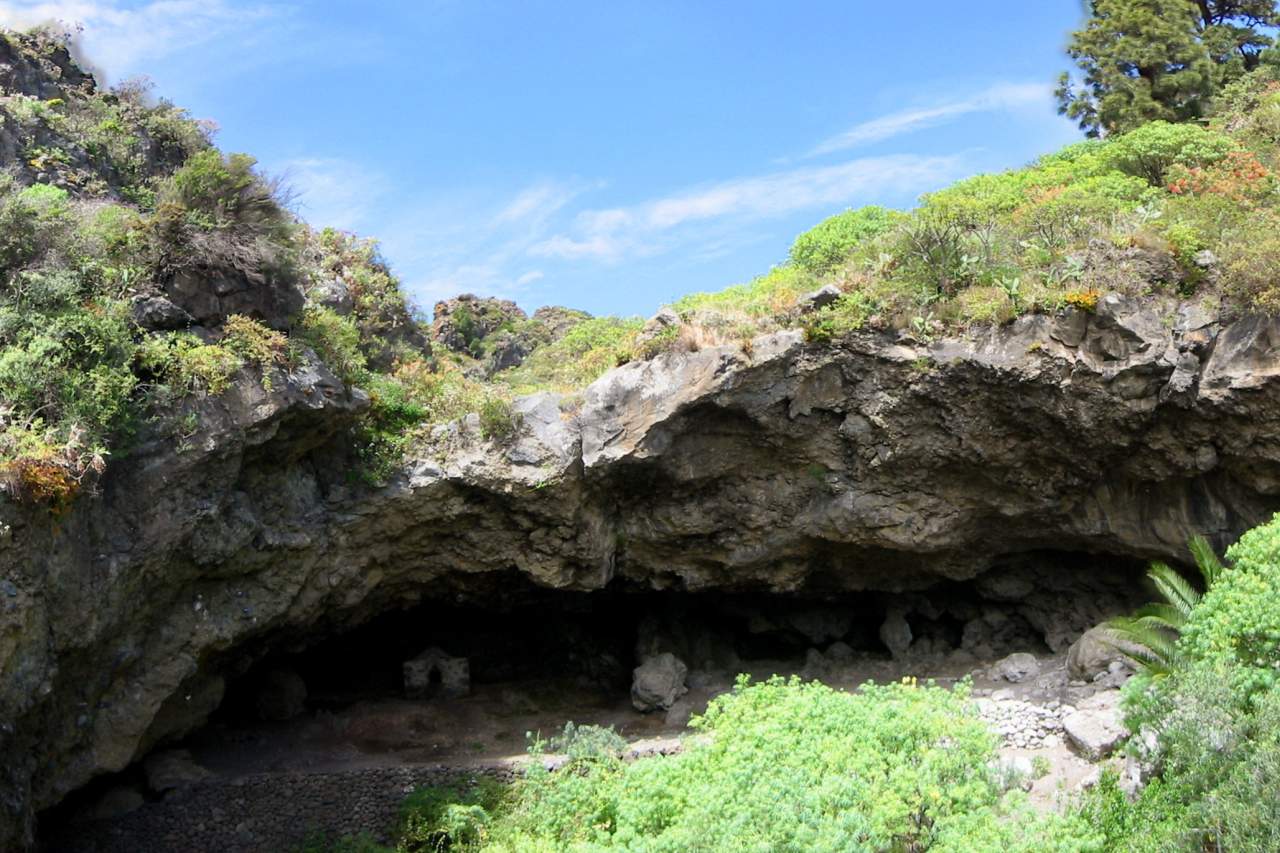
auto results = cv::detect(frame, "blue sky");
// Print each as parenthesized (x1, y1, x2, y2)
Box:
(0, 1, 1085, 318)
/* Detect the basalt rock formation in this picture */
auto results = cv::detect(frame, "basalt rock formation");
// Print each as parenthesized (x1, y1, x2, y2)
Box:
(3, 293, 1280, 847)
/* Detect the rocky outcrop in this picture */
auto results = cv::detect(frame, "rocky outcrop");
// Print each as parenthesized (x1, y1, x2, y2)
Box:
(4, 294, 1280, 847)
(431, 294, 526, 355)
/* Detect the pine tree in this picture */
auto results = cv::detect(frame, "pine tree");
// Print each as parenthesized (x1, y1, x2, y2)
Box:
(1057, 0, 1280, 136)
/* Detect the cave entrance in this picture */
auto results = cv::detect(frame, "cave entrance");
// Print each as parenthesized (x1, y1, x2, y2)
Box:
(41, 550, 1154, 850)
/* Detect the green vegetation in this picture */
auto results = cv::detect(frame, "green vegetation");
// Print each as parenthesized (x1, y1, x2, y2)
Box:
(1056, 0, 1280, 136)
(662, 69, 1280, 348)
(1103, 535, 1224, 675)
(1072, 513, 1280, 850)
(6, 14, 1280, 522)
(788, 206, 902, 275)
(498, 317, 642, 395)
(366, 678, 1089, 852)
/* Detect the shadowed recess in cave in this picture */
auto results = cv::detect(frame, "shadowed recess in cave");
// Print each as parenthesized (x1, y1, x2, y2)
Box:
(38, 549, 1154, 851)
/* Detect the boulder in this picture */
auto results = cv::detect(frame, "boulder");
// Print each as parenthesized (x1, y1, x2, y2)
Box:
(879, 610, 913, 658)
(633, 307, 680, 355)
(631, 652, 689, 712)
(1063, 691, 1127, 761)
(255, 669, 307, 721)
(130, 295, 192, 330)
(988, 652, 1040, 683)
(1067, 625, 1129, 681)
(142, 749, 212, 794)
(797, 284, 843, 313)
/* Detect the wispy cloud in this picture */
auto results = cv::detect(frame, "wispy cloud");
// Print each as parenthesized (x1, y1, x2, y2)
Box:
(530, 153, 963, 262)
(807, 82, 1050, 157)
(374, 179, 593, 306)
(0, 0, 287, 82)
(280, 156, 388, 232)
(494, 182, 581, 225)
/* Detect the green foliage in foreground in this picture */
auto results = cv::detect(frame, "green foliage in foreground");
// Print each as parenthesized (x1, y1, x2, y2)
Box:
(385, 678, 1091, 852)
(1077, 513, 1280, 851)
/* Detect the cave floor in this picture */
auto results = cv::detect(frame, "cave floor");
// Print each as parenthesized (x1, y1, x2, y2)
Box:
(46, 648, 1119, 851)
(184, 648, 1084, 792)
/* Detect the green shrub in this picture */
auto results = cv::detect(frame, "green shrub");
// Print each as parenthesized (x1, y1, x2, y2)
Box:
(672, 264, 816, 319)
(137, 332, 241, 398)
(477, 395, 519, 441)
(499, 316, 641, 394)
(1099, 121, 1238, 186)
(296, 306, 367, 385)
(222, 314, 286, 368)
(789, 206, 901, 275)
(802, 292, 872, 342)
(542, 722, 627, 763)
(401, 677, 1080, 851)
(1180, 513, 1280, 696)
(397, 777, 508, 853)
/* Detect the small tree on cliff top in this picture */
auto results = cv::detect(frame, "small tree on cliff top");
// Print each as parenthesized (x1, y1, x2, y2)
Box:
(1057, 0, 1280, 136)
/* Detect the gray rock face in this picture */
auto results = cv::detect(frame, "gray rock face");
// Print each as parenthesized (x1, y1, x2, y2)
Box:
(4, 296, 1280, 847)
(631, 653, 689, 712)
(162, 267, 304, 331)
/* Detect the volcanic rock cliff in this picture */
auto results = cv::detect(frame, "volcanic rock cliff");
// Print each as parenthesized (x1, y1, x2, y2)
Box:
(3, 291, 1280, 848)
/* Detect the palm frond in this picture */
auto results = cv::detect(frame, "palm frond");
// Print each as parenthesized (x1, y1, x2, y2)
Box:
(1188, 534, 1225, 588)
(1131, 602, 1187, 633)
(1103, 616, 1179, 675)
(1148, 561, 1201, 619)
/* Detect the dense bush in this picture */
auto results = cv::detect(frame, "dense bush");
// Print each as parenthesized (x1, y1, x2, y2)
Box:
(1179, 513, 1280, 695)
(385, 677, 1090, 852)
(789, 206, 901, 275)
(1079, 514, 1280, 851)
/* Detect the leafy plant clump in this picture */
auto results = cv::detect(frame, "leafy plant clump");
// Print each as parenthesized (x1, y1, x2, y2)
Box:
(1073, 513, 1280, 851)
(386, 677, 1093, 852)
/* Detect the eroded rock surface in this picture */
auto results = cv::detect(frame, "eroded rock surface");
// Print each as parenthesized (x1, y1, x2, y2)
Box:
(4, 295, 1280, 847)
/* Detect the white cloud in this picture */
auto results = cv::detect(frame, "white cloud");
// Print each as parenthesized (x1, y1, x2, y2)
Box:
(494, 182, 579, 225)
(808, 82, 1051, 157)
(0, 0, 285, 82)
(279, 156, 387, 232)
(514, 270, 544, 286)
(530, 153, 963, 262)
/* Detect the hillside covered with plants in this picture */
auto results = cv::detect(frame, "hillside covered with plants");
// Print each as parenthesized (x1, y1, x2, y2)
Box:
(6, 11, 1280, 514)
(10, 3, 1280, 851)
